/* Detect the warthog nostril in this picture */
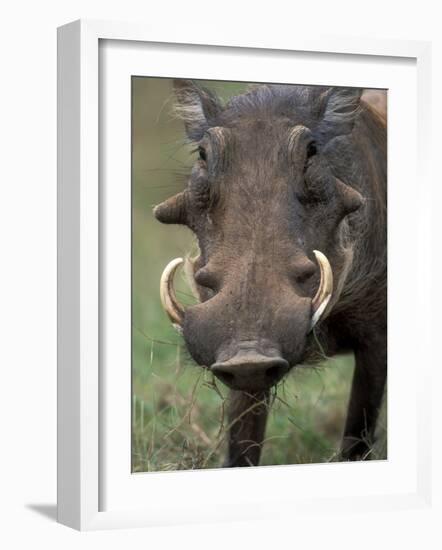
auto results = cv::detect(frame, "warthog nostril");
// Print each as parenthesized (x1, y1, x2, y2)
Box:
(265, 364, 288, 384)
(214, 371, 235, 387)
(211, 352, 289, 391)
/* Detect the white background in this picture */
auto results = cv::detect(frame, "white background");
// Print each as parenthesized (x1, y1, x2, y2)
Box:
(1, 1, 441, 548)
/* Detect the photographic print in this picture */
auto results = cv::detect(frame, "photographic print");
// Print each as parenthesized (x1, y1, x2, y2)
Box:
(131, 77, 387, 472)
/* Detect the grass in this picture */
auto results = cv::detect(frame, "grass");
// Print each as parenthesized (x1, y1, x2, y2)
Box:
(131, 332, 371, 471)
(131, 77, 387, 472)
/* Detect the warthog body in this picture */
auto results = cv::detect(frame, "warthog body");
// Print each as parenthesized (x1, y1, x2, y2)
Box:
(155, 80, 386, 466)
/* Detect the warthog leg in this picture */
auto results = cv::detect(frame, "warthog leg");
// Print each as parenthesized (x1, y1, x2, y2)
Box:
(224, 390, 270, 467)
(341, 337, 387, 461)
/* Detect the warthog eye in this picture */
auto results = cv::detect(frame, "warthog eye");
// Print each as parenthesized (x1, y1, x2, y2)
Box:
(198, 146, 207, 162)
(306, 140, 317, 159)
(297, 193, 324, 207)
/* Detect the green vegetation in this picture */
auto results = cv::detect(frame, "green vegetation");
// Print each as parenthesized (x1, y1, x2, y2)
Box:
(131, 77, 386, 472)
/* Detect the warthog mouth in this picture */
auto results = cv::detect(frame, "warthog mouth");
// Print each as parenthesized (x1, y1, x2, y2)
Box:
(157, 252, 333, 391)
(211, 347, 290, 391)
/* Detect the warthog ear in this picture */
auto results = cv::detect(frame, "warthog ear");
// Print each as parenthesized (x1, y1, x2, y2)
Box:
(317, 87, 362, 144)
(173, 79, 222, 142)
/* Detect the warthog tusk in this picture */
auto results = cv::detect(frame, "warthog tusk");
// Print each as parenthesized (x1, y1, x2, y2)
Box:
(160, 258, 185, 332)
(310, 250, 333, 330)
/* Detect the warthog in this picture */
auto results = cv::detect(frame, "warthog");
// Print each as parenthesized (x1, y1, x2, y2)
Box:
(154, 80, 386, 466)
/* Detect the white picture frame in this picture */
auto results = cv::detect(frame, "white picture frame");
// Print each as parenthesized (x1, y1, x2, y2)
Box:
(57, 19, 432, 531)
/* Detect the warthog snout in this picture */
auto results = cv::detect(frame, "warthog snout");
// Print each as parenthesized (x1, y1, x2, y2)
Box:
(211, 348, 289, 391)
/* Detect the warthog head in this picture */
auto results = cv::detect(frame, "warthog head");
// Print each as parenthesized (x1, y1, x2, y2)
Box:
(154, 80, 364, 392)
